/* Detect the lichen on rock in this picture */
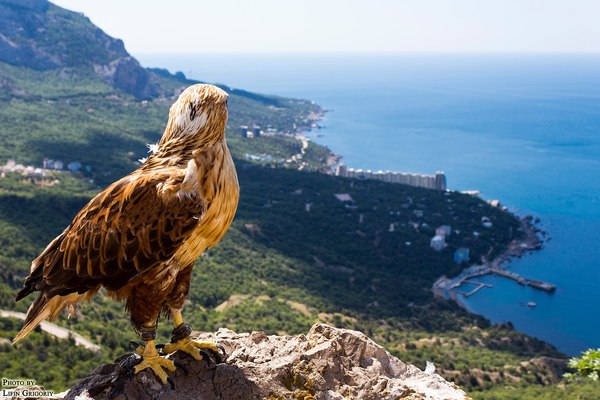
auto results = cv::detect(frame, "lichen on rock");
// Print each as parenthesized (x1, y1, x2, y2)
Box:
(59, 324, 467, 400)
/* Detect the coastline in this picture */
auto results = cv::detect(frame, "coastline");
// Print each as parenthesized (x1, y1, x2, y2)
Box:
(156, 51, 598, 356)
(294, 107, 344, 172)
(297, 105, 552, 304)
(495, 214, 545, 264)
(294, 100, 570, 352)
(434, 212, 552, 309)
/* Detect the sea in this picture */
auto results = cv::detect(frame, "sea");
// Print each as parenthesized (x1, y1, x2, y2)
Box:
(138, 53, 600, 356)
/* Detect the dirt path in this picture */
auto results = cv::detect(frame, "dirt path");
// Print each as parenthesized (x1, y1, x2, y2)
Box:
(0, 309, 100, 351)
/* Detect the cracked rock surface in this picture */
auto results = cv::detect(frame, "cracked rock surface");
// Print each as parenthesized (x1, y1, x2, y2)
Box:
(62, 324, 468, 400)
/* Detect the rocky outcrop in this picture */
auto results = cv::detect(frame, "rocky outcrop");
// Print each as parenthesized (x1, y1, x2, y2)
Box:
(93, 57, 158, 100)
(62, 324, 468, 400)
(0, 0, 159, 99)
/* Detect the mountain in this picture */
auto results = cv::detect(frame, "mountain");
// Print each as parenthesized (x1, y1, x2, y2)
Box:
(0, 1, 599, 399)
(0, 0, 325, 187)
(0, 0, 159, 98)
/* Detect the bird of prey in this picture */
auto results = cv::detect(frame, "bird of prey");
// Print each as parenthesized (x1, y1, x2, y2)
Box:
(14, 84, 239, 384)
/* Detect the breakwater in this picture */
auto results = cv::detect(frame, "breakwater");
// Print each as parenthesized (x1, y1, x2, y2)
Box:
(433, 215, 555, 300)
(433, 264, 555, 301)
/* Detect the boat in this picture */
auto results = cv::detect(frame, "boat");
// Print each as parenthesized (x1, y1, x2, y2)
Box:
(527, 301, 537, 308)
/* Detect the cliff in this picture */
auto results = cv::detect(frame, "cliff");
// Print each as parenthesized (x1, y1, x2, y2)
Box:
(58, 324, 468, 400)
(0, 0, 160, 99)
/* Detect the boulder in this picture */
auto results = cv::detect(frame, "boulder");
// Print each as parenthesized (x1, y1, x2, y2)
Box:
(61, 324, 468, 400)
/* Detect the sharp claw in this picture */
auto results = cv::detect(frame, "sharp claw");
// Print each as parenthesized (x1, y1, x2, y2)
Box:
(156, 343, 166, 354)
(203, 345, 225, 363)
(120, 354, 141, 375)
(167, 377, 175, 390)
(129, 341, 142, 351)
(203, 347, 223, 364)
(199, 350, 212, 365)
(174, 360, 189, 374)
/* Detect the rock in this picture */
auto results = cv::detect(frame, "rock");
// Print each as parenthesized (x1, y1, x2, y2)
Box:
(62, 324, 468, 400)
(0, 0, 159, 99)
(93, 57, 158, 100)
(527, 357, 569, 384)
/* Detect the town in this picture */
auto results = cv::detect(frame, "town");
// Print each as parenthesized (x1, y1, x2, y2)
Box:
(0, 158, 86, 179)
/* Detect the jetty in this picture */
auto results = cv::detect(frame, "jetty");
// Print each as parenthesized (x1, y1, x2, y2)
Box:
(489, 267, 555, 292)
(433, 214, 554, 301)
(455, 280, 494, 298)
(433, 264, 556, 300)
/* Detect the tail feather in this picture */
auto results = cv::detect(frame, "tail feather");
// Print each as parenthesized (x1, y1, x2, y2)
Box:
(15, 231, 66, 303)
(15, 284, 35, 302)
(13, 294, 67, 343)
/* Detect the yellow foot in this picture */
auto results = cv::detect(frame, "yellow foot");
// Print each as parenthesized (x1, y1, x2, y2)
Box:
(133, 354, 176, 385)
(162, 337, 224, 361)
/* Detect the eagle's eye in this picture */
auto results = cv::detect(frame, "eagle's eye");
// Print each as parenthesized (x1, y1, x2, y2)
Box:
(189, 104, 197, 121)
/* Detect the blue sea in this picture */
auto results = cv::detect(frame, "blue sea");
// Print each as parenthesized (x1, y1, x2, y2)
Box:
(138, 53, 600, 356)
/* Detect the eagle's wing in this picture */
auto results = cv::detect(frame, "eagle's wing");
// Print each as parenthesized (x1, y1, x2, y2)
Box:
(16, 168, 205, 300)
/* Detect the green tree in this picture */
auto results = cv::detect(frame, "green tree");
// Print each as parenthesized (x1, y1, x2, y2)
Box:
(565, 348, 600, 381)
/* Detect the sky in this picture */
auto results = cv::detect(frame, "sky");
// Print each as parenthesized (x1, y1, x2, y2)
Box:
(51, 0, 600, 54)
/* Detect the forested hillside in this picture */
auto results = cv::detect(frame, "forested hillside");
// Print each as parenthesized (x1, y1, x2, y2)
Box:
(0, 1, 598, 398)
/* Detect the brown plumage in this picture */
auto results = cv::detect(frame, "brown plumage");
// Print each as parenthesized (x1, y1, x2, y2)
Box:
(14, 84, 239, 344)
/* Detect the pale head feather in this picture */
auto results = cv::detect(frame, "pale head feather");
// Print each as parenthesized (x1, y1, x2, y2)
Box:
(159, 84, 229, 149)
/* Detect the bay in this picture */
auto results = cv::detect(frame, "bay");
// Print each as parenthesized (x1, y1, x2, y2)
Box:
(138, 53, 600, 356)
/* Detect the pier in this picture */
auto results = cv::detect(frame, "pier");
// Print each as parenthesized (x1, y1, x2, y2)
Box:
(433, 264, 556, 300)
(455, 280, 494, 297)
(489, 267, 556, 292)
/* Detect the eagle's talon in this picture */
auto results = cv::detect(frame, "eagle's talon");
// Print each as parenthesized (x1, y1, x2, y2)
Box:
(203, 347, 223, 364)
(213, 344, 226, 363)
(161, 337, 225, 364)
(129, 341, 144, 355)
(119, 354, 142, 375)
(167, 377, 175, 390)
(198, 343, 225, 363)
(129, 341, 141, 349)
(199, 350, 212, 365)
(133, 354, 176, 385)
(174, 360, 189, 374)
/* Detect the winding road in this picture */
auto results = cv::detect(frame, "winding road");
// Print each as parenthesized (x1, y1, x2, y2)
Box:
(0, 309, 100, 351)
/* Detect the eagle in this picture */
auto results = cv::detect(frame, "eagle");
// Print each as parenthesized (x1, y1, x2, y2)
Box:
(14, 84, 239, 384)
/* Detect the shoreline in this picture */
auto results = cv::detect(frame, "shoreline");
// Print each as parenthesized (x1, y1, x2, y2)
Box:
(293, 107, 344, 172)
(433, 212, 553, 308)
(297, 102, 556, 313)
(493, 214, 545, 264)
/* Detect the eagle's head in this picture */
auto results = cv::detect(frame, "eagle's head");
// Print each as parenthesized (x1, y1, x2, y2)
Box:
(158, 84, 229, 151)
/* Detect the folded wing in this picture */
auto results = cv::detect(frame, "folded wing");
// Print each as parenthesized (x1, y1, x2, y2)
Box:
(16, 169, 205, 301)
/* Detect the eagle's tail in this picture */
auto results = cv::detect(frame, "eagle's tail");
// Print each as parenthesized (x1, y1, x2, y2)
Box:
(13, 294, 68, 343)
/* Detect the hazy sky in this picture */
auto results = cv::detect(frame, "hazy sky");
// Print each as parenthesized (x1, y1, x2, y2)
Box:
(51, 0, 600, 54)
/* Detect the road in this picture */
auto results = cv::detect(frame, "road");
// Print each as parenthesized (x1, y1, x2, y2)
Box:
(0, 309, 101, 351)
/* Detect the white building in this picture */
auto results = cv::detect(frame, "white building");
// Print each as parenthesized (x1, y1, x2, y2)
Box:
(436, 225, 452, 237)
(334, 166, 447, 191)
(334, 193, 354, 202)
(430, 235, 446, 251)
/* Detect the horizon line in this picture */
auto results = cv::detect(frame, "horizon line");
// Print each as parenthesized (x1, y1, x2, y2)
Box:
(135, 50, 600, 56)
